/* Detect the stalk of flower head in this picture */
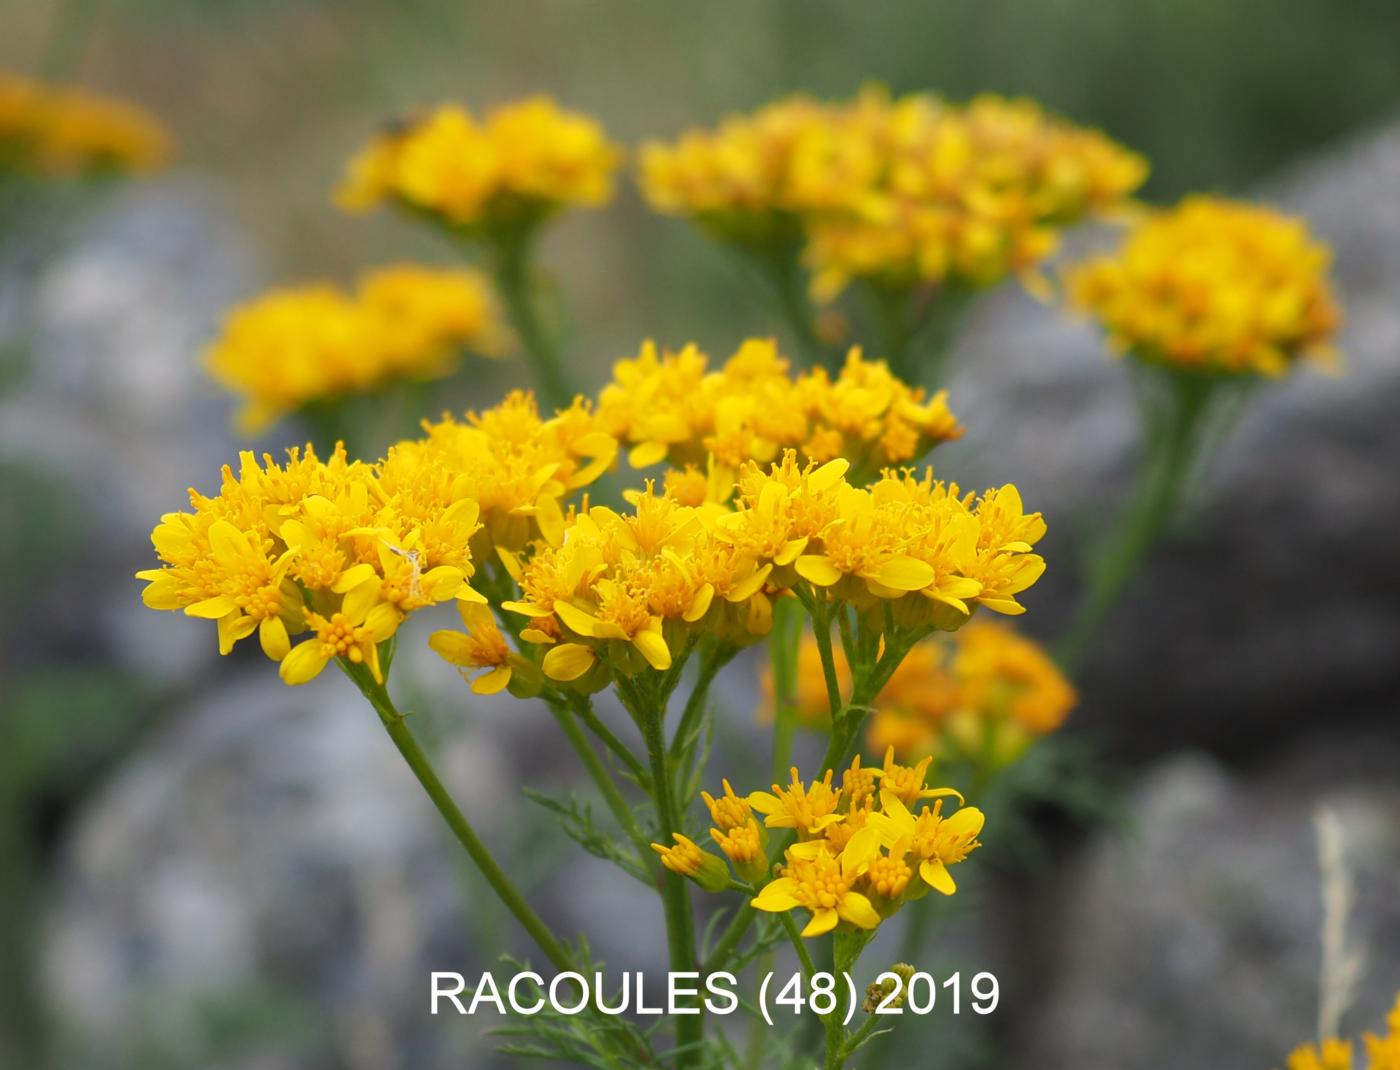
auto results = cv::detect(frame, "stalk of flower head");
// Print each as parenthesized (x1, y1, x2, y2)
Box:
(640, 87, 1147, 385)
(1057, 196, 1342, 671)
(137, 337, 1047, 1067)
(335, 97, 622, 409)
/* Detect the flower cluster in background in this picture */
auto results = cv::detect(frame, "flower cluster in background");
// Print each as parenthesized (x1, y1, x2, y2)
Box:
(1067, 195, 1342, 377)
(641, 87, 1146, 301)
(1284, 993, 1400, 1070)
(0, 70, 169, 177)
(205, 263, 505, 432)
(336, 95, 621, 231)
(597, 337, 963, 479)
(766, 618, 1075, 769)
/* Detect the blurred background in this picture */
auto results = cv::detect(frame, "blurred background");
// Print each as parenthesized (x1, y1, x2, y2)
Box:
(2, 2, 1399, 1068)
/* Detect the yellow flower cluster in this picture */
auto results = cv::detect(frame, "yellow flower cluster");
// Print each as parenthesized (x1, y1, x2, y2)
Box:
(655, 754, 984, 938)
(495, 449, 1044, 689)
(597, 337, 963, 480)
(640, 87, 1145, 300)
(336, 95, 621, 229)
(206, 264, 506, 432)
(769, 618, 1074, 766)
(1284, 993, 1400, 1070)
(1066, 196, 1342, 377)
(136, 392, 617, 684)
(0, 71, 169, 176)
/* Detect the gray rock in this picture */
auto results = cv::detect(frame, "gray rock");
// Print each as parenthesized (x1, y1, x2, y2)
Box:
(938, 117, 1400, 759)
(1008, 741, 1400, 1069)
(0, 180, 255, 682)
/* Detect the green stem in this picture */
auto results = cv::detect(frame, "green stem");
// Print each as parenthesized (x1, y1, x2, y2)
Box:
(768, 596, 803, 783)
(1058, 369, 1218, 672)
(669, 644, 732, 766)
(547, 698, 652, 870)
(489, 231, 573, 410)
(640, 697, 703, 1063)
(571, 694, 649, 786)
(763, 248, 833, 371)
(346, 665, 573, 972)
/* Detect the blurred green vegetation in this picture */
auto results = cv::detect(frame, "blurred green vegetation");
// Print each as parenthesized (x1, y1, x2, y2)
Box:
(5, 0, 1400, 384)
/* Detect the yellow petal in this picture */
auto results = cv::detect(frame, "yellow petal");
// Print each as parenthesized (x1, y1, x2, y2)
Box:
(258, 616, 291, 661)
(628, 441, 669, 468)
(751, 877, 800, 913)
(920, 859, 957, 896)
(543, 643, 596, 681)
(428, 630, 473, 665)
(632, 629, 672, 671)
(472, 666, 512, 695)
(807, 458, 849, 493)
(801, 909, 839, 938)
(331, 563, 378, 594)
(554, 601, 602, 638)
(943, 806, 986, 838)
(186, 595, 237, 620)
(280, 640, 330, 685)
(869, 556, 935, 592)
(795, 555, 842, 587)
(683, 584, 715, 623)
(838, 891, 881, 929)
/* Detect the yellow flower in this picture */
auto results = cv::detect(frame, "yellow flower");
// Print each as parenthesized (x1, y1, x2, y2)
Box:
(279, 582, 403, 686)
(749, 767, 843, 836)
(336, 96, 619, 230)
(430, 603, 515, 694)
(642, 86, 1144, 301)
(206, 266, 504, 432)
(1284, 1040, 1354, 1070)
(870, 789, 983, 895)
(597, 338, 963, 476)
(751, 839, 882, 938)
(723, 755, 980, 935)
(1, 71, 169, 176)
(1066, 196, 1342, 377)
(651, 834, 732, 892)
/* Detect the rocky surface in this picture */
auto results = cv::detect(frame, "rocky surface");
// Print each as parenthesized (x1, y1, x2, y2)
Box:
(1006, 741, 1400, 1069)
(940, 118, 1400, 761)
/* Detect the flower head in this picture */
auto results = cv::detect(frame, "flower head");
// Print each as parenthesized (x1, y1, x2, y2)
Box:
(1, 71, 169, 176)
(1066, 196, 1342, 377)
(336, 96, 620, 231)
(733, 755, 980, 936)
(206, 265, 504, 432)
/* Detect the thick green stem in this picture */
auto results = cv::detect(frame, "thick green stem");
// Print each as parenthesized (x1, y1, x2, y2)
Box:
(490, 232, 573, 410)
(347, 666, 573, 972)
(640, 698, 703, 1063)
(1058, 369, 1218, 672)
(548, 698, 652, 870)
(768, 596, 804, 783)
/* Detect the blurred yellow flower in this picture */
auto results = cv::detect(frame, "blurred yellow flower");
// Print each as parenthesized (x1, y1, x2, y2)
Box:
(336, 96, 620, 230)
(205, 264, 504, 432)
(0, 70, 169, 176)
(763, 619, 1074, 768)
(641, 87, 1145, 301)
(1066, 196, 1342, 377)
